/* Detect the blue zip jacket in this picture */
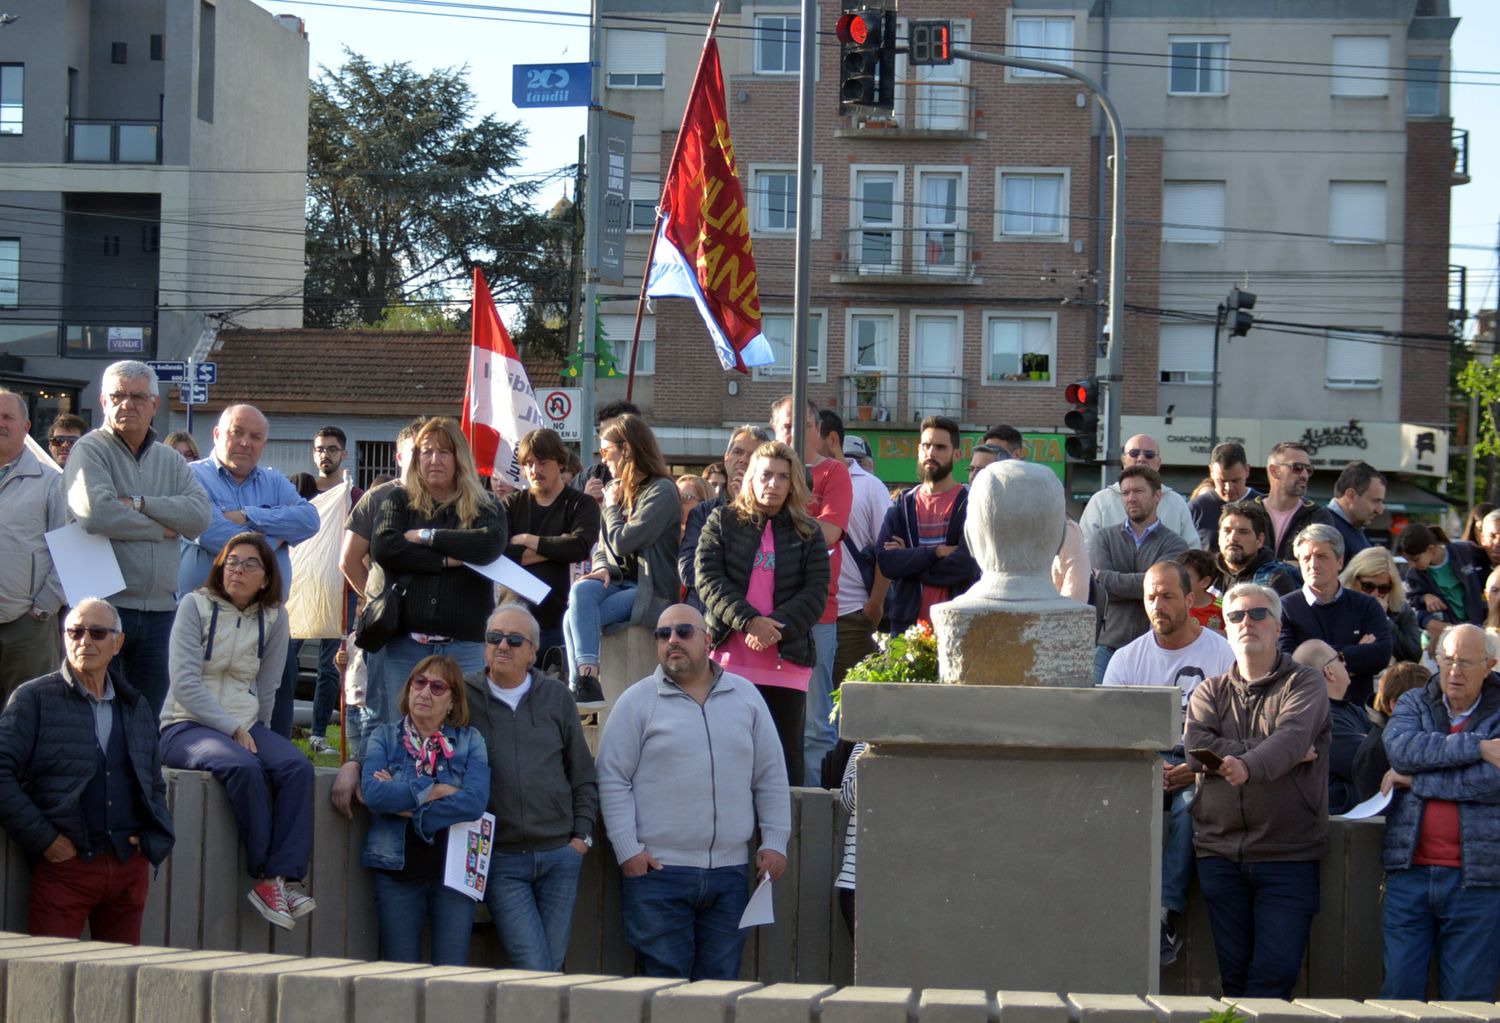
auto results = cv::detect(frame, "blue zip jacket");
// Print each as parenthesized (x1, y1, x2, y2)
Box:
(360, 720, 491, 870)
(1381, 675, 1500, 886)
(1403, 541, 1488, 629)
(874, 485, 978, 632)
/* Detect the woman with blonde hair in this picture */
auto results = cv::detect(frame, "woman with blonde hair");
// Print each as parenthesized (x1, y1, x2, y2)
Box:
(1340, 546, 1420, 664)
(564, 414, 681, 700)
(372, 417, 507, 708)
(676, 474, 712, 538)
(695, 440, 830, 783)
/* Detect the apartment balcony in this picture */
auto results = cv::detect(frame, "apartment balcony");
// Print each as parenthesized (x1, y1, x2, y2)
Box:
(67, 119, 162, 164)
(832, 227, 980, 284)
(1452, 127, 1470, 185)
(837, 79, 979, 138)
(836, 372, 972, 426)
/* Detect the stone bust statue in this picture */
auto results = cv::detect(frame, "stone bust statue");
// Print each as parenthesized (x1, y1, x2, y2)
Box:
(958, 460, 1077, 607)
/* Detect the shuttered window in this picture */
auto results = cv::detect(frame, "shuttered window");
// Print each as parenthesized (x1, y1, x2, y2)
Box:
(1331, 36, 1389, 97)
(600, 313, 656, 375)
(1163, 181, 1225, 244)
(1328, 182, 1386, 245)
(607, 31, 665, 89)
(1158, 323, 1214, 384)
(1325, 330, 1382, 389)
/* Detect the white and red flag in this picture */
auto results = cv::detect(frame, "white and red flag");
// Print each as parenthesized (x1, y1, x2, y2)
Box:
(461, 267, 544, 486)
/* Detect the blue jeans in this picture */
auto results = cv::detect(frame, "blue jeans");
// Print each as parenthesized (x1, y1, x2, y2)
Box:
(621, 864, 749, 981)
(308, 638, 342, 737)
(1197, 857, 1320, 998)
(1381, 865, 1500, 1001)
(1162, 779, 1195, 916)
(485, 845, 585, 970)
(111, 608, 175, 719)
(271, 645, 299, 738)
(562, 578, 636, 683)
(1092, 644, 1115, 685)
(801, 622, 839, 787)
(372, 871, 476, 966)
(380, 636, 485, 718)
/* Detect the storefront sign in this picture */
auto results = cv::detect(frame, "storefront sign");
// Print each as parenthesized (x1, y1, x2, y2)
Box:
(1121, 416, 1448, 477)
(849, 430, 1068, 486)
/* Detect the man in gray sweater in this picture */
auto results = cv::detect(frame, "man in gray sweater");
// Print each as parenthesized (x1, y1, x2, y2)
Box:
(597, 603, 791, 981)
(1087, 465, 1189, 684)
(63, 361, 211, 715)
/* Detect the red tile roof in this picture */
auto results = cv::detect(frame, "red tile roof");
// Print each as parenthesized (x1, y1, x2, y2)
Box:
(190, 329, 564, 417)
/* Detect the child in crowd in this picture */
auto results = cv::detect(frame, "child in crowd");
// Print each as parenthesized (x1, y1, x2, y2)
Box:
(1178, 549, 1225, 634)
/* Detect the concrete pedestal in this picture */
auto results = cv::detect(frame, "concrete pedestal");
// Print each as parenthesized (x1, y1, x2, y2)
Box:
(840, 682, 1179, 994)
(931, 600, 1094, 687)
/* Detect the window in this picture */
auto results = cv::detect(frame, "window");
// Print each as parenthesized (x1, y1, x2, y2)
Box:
(755, 310, 825, 381)
(1158, 323, 1214, 385)
(628, 179, 658, 234)
(0, 239, 17, 307)
(1331, 36, 1389, 97)
(1325, 329, 1382, 389)
(1162, 181, 1225, 244)
(1328, 182, 1386, 245)
(197, 2, 215, 122)
(1169, 37, 1228, 95)
(851, 167, 902, 271)
(848, 311, 896, 374)
(1011, 17, 1073, 77)
(607, 30, 666, 89)
(909, 312, 965, 418)
(754, 168, 796, 232)
(914, 169, 965, 273)
(600, 313, 655, 375)
(998, 170, 1068, 239)
(0, 65, 22, 134)
(756, 15, 799, 75)
(1406, 57, 1442, 116)
(356, 441, 397, 490)
(984, 313, 1056, 385)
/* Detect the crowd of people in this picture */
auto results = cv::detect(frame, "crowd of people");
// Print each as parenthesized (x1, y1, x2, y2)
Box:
(0, 361, 1497, 998)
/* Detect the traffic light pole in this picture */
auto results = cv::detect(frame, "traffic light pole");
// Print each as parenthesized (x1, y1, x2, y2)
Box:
(951, 49, 1127, 465)
(1209, 303, 1227, 448)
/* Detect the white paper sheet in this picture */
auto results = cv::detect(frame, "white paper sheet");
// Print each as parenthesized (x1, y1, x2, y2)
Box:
(1335, 788, 1394, 820)
(464, 555, 551, 605)
(444, 812, 497, 901)
(739, 872, 774, 928)
(44, 522, 126, 607)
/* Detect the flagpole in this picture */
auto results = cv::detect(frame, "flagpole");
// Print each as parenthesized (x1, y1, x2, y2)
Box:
(626, 1, 723, 401)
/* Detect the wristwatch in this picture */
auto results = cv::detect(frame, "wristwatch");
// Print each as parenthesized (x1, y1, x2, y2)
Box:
(419, 528, 436, 545)
(572, 833, 593, 849)
(132, 495, 144, 513)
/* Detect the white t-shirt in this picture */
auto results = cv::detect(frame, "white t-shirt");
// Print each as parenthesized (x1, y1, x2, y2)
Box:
(1100, 626, 1235, 706)
(487, 676, 532, 710)
(837, 460, 894, 615)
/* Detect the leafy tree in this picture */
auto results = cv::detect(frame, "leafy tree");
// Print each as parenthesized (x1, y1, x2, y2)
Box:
(304, 51, 555, 330)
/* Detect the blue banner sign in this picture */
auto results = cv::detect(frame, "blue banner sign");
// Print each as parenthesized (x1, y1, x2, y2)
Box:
(513, 63, 592, 108)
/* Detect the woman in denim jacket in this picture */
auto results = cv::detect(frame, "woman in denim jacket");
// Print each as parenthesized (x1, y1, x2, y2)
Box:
(361, 654, 490, 965)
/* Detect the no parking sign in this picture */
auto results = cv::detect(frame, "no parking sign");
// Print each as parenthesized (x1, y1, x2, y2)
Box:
(541, 388, 582, 442)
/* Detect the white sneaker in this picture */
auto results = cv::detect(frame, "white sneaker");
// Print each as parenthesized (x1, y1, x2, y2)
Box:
(281, 879, 317, 920)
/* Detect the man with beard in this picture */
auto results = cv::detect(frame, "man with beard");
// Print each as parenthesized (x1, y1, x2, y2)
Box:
(875, 416, 979, 633)
(678, 424, 773, 608)
(1215, 500, 1299, 597)
(1088, 465, 1190, 683)
(1102, 561, 1235, 966)
(1254, 441, 1334, 562)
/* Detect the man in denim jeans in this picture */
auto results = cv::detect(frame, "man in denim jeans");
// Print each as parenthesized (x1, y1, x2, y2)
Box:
(597, 604, 791, 980)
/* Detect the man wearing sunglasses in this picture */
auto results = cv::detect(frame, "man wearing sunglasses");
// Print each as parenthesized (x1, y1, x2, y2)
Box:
(0, 389, 67, 702)
(45, 414, 88, 469)
(1079, 433, 1201, 552)
(1185, 582, 1330, 1000)
(1253, 441, 1334, 563)
(1290, 639, 1368, 815)
(597, 604, 790, 981)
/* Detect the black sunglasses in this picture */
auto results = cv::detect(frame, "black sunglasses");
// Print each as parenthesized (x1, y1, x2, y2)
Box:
(1358, 580, 1393, 596)
(1224, 607, 1275, 624)
(65, 625, 118, 641)
(485, 630, 530, 648)
(654, 623, 699, 642)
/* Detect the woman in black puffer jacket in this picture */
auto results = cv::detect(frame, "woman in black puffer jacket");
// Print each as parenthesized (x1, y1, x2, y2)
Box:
(695, 440, 829, 785)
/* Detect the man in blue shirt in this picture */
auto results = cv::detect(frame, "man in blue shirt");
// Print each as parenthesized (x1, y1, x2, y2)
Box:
(1326, 461, 1385, 561)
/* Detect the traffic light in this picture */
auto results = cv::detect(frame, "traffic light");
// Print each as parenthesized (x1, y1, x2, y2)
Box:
(909, 20, 954, 66)
(837, 5, 895, 112)
(1064, 377, 1100, 461)
(1226, 286, 1256, 338)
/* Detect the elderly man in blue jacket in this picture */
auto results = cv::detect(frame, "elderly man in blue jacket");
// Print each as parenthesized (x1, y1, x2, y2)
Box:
(1379, 623, 1500, 1001)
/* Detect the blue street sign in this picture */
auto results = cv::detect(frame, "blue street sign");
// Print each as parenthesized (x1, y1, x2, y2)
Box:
(193, 362, 217, 384)
(513, 63, 591, 108)
(181, 382, 209, 405)
(147, 360, 187, 382)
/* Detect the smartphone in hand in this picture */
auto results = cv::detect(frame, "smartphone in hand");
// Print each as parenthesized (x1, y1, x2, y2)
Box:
(1189, 747, 1224, 772)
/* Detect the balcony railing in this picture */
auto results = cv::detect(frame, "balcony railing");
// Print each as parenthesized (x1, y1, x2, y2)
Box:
(846, 79, 978, 134)
(836, 372, 972, 425)
(1453, 127, 1470, 185)
(835, 227, 977, 281)
(67, 118, 162, 164)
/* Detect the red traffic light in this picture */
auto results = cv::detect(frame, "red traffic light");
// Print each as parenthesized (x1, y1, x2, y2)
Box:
(1066, 380, 1093, 405)
(837, 10, 881, 46)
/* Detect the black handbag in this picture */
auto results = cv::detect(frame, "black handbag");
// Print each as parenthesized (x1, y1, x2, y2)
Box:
(354, 578, 407, 652)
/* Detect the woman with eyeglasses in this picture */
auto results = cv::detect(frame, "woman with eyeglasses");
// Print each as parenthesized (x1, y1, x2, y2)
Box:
(371, 417, 507, 713)
(360, 655, 490, 965)
(1351, 661, 1432, 802)
(564, 414, 681, 701)
(1339, 546, 1421, 664)
(694, 440, 830, 785)
(159, 531, 318, 930)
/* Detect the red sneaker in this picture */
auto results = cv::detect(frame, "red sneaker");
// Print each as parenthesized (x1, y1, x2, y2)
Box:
(248, 879, 293, 930)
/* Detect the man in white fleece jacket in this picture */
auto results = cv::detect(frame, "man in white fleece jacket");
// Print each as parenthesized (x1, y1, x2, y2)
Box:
(597, 603, 791, 981)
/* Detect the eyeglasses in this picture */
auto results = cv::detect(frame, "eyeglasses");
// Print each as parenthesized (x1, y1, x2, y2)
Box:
(654, 623, 699, 642)
(1125, 448, 1158, 461)
(313, 445, 343, 455)
(1358, 580, 1393, 596)
(1436, 655, 1484, 673)
(1275, 462, 1314, 475)
(106, 391, 153, 406)
(65, 625, 119, 642)
(484, 630, 530, 648)
(224, 557, 265, 574)
(48, 435, 80, 448)
(1224, 606, 1276, 624)
(1320, 651, 1346, 671)
(410, 676, 451, 695)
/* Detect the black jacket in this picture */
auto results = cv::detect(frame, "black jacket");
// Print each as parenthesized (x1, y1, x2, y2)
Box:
(1404, 541, 1488, 629)
(875, 485, 980, 633)
(1214, 546, 1299, 597)
(1252, 495, 1335, 562)
(501, 486, 600, 630)
(0, 670, 174, 866)
(695, 504, 830, 668)
(372, 487, 507, 641)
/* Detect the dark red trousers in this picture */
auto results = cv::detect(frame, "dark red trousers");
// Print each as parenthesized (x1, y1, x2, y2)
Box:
(29, 849, 150, 944)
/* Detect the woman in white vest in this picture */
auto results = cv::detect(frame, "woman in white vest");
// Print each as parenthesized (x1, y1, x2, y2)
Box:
(159, 531, 316, 931)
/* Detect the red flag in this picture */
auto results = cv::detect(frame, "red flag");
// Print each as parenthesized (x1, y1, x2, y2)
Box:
(645, 38, 774, 373)
(461, 268, 545, 484)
